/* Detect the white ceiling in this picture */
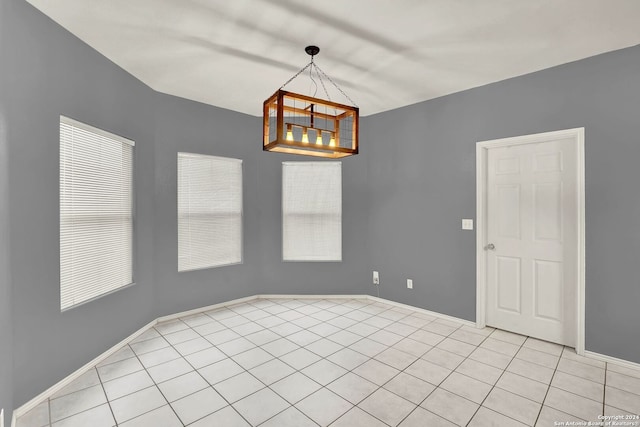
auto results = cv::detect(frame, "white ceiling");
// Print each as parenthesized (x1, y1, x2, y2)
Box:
(25, 0, 640, 116)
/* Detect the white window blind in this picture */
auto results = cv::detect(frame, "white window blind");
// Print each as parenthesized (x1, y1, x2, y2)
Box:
(282, 161, 342, 261)
(178, 153, 243, 271)
(60, 116, 134, 311)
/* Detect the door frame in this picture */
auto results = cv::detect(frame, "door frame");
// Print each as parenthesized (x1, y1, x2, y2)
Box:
(476, 128, 585, 355)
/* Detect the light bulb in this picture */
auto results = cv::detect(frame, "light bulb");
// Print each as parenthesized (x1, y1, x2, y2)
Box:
(285, 124, 293, 141)
(316, 131, 323, 145)
(329, 133, 336, 147)
(301, 129, 309, 144)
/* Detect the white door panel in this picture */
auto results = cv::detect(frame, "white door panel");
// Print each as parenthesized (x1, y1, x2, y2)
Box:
(533, 260, 563, 322)
(534, 182, 563, 242)
(496, 256, 521, 314)
(497, 185, 521, 238)
(486, 137, 577, 346)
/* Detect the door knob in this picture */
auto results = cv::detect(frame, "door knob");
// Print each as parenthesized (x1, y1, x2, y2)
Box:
(485, 243, 496, 250)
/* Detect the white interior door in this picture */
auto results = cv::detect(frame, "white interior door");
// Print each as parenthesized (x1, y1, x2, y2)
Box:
(485, 136, 578, 346)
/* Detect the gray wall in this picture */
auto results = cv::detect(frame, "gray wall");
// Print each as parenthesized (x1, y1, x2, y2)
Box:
(0, 0, 14, 424)
(363, 44, 640, 363)
(3, 0, 156, 407)
(0, 1, 14, 424)
(152, 92, 369, 316)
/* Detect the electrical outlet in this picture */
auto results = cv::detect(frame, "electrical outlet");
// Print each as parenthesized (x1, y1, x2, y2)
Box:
(462, 219, 474, 230)
(373, 271, 380, 285)
(407, 279, 413, 289)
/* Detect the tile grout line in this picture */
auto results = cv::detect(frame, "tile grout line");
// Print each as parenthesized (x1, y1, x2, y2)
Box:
(105, 316, 239, 426)
(245, 298, 434, 426)
(95, 366, 130, 427)
(254, 298, 367, 427)
(310, 303, 434, 427)
(160, 305, 267, 424)
(146, 309, 269, 426)
(122, 342, 186, 427)
(531, 344, 564, 426)
(391, 322, 476, 427)
(253, 297, 409, 426)
(465, 332, 571, 426)
(293, 301, 622, 422)
(549, 347, 611, 420)
(239, 298, 407, 427)
(191, 298, 336, 426)
(109, 299, 328, 426)
(603, 361, 608, 417)
(163, 297, 365, 426)
(106, 312, 253, 426)
(457, 331, 526, 426)
(552, 348, 611, 420)
(318, 300, 455, 427)
(47, 395, 52, 427)
(360, 317, 544, 425)
(313, 301, 433, 426)
(255, 298, 386, 427)
(45, 368, 115, 426)
(403, 328, 545, 425)
(211, 298, 350, 426)
(600, 364, 640, 396)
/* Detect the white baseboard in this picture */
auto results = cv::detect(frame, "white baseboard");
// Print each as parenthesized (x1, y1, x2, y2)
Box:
(255, 294, 478, 330)
(584, 350, 640, 371)
(156, 295, 260, 323)
(12, 318, 158, 422)
(366, 295, 477, 328)
(257, 294, 368, 300)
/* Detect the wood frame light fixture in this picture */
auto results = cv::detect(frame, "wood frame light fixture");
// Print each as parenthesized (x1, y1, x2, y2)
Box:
(263, 46, 359, 158)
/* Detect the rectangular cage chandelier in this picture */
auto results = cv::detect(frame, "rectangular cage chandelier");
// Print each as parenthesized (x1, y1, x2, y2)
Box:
(263, 46, 359, 158)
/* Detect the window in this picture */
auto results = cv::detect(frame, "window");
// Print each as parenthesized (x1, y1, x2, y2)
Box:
(178, 153, 242, 271)
(282, 161, 342, 261)
(60, 116, 134, 311)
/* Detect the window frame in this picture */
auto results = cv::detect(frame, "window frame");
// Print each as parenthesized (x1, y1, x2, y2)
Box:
(282, 161, 343, 262)
(59, 115, 136, 311)
(177, 152, 244, 272)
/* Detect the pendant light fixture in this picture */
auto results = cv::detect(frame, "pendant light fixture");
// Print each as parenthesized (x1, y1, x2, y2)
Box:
(263, 46, 359, 158)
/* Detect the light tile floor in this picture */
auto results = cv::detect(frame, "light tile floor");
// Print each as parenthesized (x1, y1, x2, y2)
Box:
(16, 298, 640, 426)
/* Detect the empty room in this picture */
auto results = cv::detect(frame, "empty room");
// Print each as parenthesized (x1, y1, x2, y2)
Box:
(1, 0, 640, 426)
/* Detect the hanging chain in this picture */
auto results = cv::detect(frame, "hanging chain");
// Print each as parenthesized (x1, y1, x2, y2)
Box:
(308, 57, 318, 98)
(279, 62, 313, 90)
(314, 63, 358, 107)
(314, 63, 332, 103)
(279, 56, 358, 108)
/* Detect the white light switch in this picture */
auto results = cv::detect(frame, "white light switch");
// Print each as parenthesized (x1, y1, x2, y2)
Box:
(407, 279, 413, 289)
(462, 219, 474, 230)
